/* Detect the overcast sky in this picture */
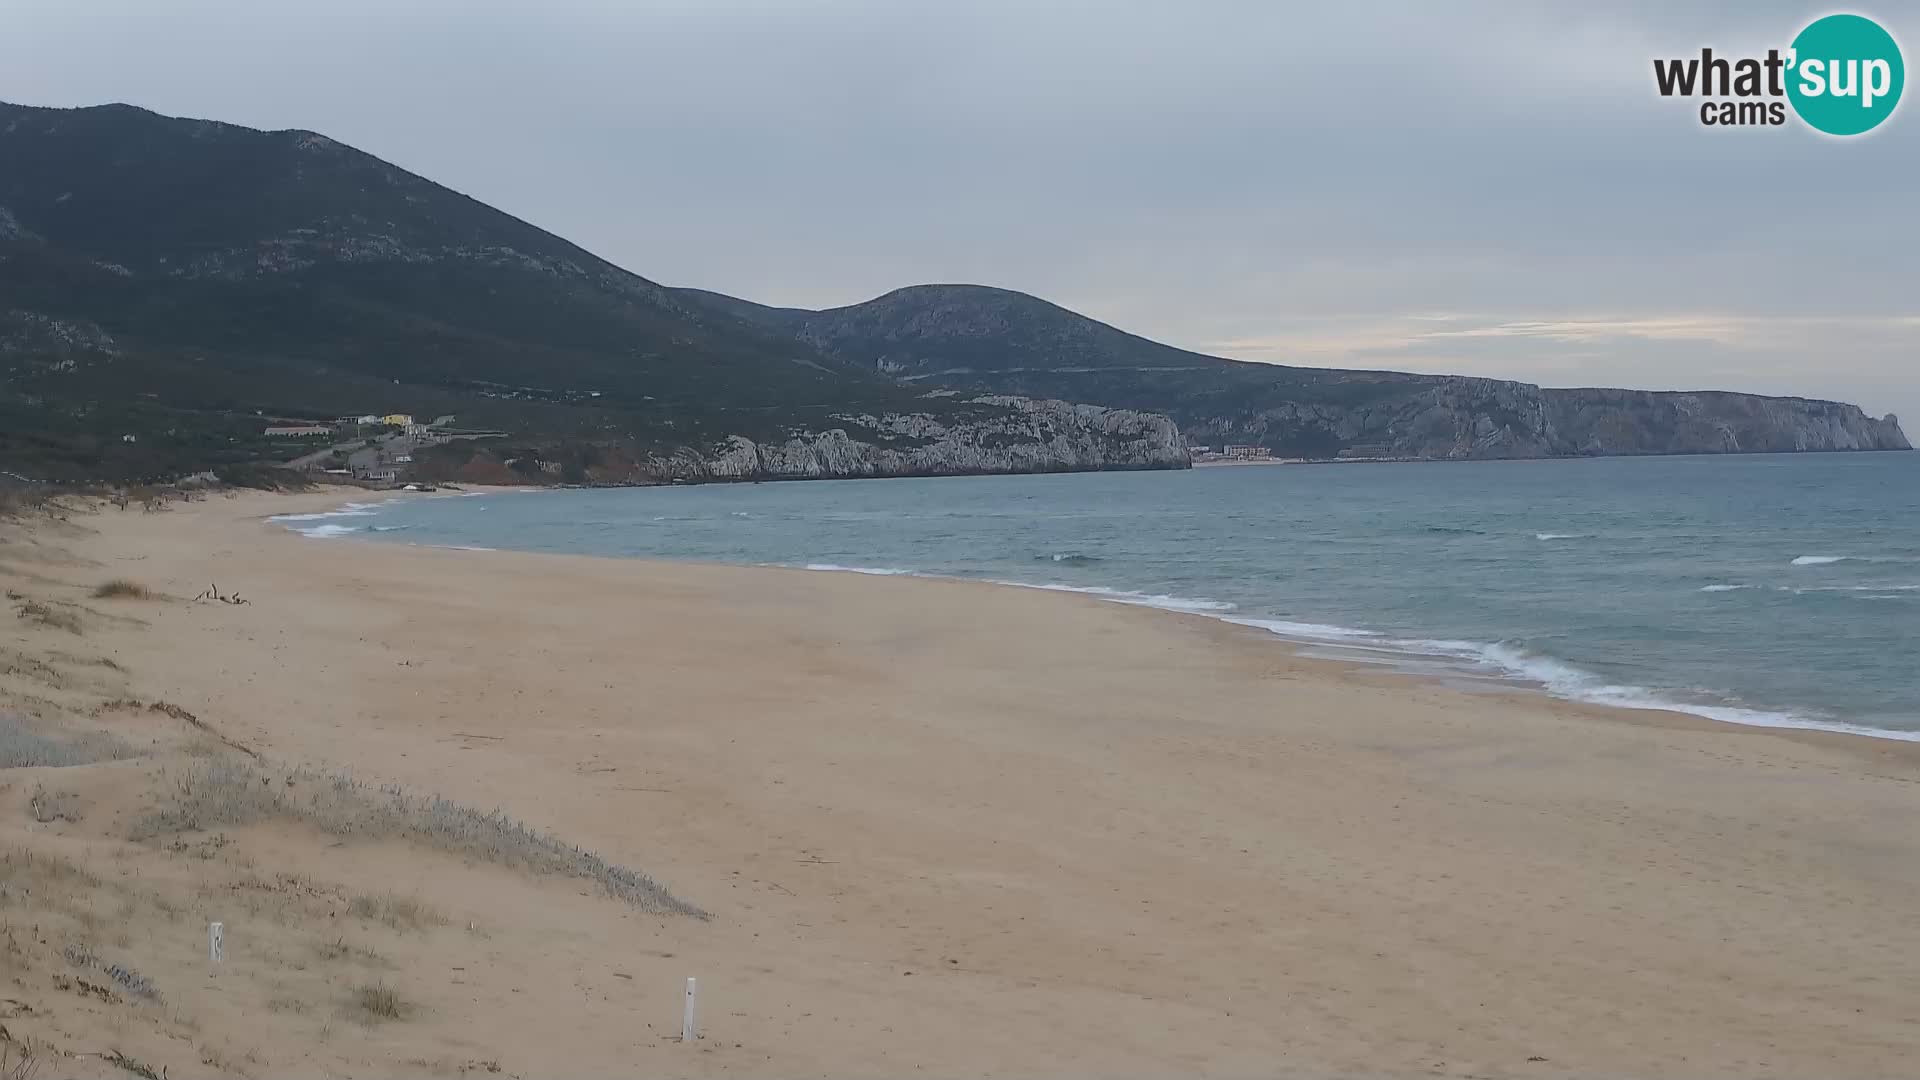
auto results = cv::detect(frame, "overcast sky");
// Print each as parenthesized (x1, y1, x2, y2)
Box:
(5, 0, 1916, 423)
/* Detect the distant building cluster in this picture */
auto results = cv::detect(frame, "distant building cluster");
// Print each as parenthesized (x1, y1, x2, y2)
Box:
(264, 412, 451, 438)
(266, 410, 489, 488)
(1186, 444, 1274, 461)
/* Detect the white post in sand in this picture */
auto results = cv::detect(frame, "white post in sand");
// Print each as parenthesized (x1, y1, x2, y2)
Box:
(209, 921, 224, 975)
(682, 977, 698, 1043)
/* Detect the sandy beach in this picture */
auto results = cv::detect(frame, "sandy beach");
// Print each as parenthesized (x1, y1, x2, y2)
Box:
(5, 487, 1920, 1078)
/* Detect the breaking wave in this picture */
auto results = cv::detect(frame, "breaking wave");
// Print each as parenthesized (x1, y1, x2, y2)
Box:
(790, 565, 1916, 740)
(1037, 552, 1103, 565)
(996, 582, 1239, 613)
(269, 502, 380, 524)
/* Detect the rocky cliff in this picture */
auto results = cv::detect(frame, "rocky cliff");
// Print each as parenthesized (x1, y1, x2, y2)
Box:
(680, 284, 1911, 461)
(417, 396, 1188, 485)
(1542, 387, 1906, 456)
(1174, 376, 1910, 459)
(655, 397, 1184, 480)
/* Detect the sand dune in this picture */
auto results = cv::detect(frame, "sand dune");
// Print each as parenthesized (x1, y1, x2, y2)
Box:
(3, 488, 1919, 1078)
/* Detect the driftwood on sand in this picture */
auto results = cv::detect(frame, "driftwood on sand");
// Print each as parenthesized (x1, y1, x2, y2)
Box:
(193, 583, 250, 606)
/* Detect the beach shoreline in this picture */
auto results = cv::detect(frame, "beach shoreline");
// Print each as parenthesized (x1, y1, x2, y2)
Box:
(5, 487, 1920, 1077)
(277, 483, 1920, 754)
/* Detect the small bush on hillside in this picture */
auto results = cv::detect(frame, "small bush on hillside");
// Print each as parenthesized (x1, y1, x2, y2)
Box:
(348, 982, 411, 1023)
(212, 464, 312, 491)
(346, 891, 446, 931)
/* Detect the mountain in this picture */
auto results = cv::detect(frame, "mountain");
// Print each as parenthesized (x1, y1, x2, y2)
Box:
(4, 101, 1903, 485)
(676, 284, 1910, 459)
(0, 103, 1183, 483)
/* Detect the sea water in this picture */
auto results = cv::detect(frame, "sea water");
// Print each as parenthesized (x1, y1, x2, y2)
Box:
(277, 452, 1920, 739)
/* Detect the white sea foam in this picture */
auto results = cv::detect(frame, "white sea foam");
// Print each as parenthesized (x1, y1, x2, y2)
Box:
(269, 502, 379, 523)
(1191, 608, 1920, 744)
(1396, 640, 1917, 742)
(798, 561, 1919, 741)
(271, 501, 394, 539)
(273, 510, 375, 522)
(793, 564, 1241, 614)
(277, 502, 1917, 744)
(998, 582, 1239, 613)
(1222, 616, 1379, 639)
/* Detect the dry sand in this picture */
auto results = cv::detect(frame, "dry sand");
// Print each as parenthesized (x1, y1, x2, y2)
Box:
(3, 487, 1920, 1078)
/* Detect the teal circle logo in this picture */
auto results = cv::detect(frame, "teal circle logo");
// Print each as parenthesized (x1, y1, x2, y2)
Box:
(1786, 14, 1904, 135)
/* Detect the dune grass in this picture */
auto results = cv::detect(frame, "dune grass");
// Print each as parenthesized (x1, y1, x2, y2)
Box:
(92, 579, 156, 601)
(11, 598, 80, 635)
(28, 785, 82, 823)
(0, 487, 56, 520)
(346, 891, 446, 931)
(0, 847, 99, 891)
(313, 936, 386, 966)
(347, 982, 412, 1023)
(132, 758, 704, 917)
(1, 1035, 46, 1080)
(0, 714, 136, 770)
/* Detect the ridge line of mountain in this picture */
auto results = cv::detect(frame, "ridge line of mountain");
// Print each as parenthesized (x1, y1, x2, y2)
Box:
(1, 101, 1905, 485)
(669, 282, 1908, 460)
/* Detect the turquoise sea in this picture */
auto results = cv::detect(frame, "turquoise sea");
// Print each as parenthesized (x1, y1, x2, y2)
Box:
(276, 452, 1920, 740)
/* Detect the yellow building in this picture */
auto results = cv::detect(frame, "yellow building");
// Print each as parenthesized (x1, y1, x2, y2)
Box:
(380, 413, 414, 427)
